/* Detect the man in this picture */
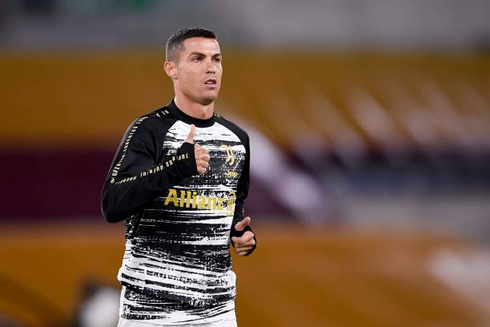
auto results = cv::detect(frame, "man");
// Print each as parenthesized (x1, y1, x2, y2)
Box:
(101, 27, 256, 327)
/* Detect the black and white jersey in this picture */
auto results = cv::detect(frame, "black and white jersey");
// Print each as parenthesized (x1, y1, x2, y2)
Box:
(101, 100, 255, 325)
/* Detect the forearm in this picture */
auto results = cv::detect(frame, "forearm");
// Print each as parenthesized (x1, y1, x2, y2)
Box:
(102, 143, 196, 223)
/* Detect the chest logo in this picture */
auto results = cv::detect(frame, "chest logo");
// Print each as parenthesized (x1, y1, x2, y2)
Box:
(164, 189, 236, 215)
(221, 145, 235, 166)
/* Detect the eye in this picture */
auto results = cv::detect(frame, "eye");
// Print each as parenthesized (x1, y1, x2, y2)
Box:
(214, 57, 222, 63)
(192, 56, 202, 62)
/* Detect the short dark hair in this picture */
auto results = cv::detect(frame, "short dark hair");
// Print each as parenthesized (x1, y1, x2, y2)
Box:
(166, 27, 217, 62)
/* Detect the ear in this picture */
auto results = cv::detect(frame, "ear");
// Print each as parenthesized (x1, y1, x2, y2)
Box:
(164, 61, 177, 80)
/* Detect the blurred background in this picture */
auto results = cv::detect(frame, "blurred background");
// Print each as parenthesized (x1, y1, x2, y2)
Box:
(1, 0, 490, 326)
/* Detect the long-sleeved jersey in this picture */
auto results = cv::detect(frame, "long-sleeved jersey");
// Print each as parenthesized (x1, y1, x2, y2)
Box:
(101, 100, 255, 325)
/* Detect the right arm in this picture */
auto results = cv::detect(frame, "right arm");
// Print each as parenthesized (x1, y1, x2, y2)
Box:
(101, 117, 197, 223)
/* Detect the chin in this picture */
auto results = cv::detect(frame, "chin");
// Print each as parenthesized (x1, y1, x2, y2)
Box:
(200, 95, 219, 105)
(200, 99, 215, 106)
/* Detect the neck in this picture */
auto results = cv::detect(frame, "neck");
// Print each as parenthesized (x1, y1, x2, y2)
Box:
(174, 95, 214, 120)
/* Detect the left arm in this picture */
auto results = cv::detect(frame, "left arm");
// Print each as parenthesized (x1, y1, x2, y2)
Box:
(230, 133, 257, 256)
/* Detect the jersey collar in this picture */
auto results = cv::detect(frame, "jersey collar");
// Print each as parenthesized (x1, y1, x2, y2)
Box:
(166, 100, 216, 128)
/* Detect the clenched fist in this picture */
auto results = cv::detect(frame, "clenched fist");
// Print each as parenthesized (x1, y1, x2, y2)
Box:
(231, 217, 256, 256)
(185, 124, 210, 175)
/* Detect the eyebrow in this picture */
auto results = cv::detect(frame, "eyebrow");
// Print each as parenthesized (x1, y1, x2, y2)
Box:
(188, 52, 222, 58)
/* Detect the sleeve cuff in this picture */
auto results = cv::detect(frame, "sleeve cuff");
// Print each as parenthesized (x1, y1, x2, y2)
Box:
(176, 142, 198, 176)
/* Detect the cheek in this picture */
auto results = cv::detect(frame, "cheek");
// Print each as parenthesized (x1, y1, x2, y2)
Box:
(182, 70, 200, 85)
(178, 73, 194, 89)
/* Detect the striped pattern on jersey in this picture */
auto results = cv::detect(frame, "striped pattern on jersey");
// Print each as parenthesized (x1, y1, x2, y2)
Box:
(118, 120, 246, 324)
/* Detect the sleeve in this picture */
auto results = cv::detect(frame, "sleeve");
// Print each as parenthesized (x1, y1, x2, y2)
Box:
(230, 132, 257, 256)
(101, 117, 197, 223)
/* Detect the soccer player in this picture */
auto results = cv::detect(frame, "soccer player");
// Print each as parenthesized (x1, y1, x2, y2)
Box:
(101, 27, 256, 327)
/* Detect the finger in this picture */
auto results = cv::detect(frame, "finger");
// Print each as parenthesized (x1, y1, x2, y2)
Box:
(236, 232, 255, 245)
(244, 234, 256, 245)
(235, 241, 255, 250)
(237, 248, 253, 256)
(185, 124, 196, 144)
(195, 151, 210, 162)
(235, 244, 254, 251)
(197, 160, 209, 169)
(197, 166, 206, 175)
(237, 246, 254, 254)
(243, 231, 255, 240)
(234, 216, 251, 232)
(195, 146, 210, 157)
(231, 235, 254, 247)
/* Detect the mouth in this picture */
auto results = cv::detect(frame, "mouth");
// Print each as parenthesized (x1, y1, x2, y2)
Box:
(204, 79, 217, 87)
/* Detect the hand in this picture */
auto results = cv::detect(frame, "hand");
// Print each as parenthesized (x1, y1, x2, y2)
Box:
(185, 124, 210, 175)
(231, 216, 256, 256)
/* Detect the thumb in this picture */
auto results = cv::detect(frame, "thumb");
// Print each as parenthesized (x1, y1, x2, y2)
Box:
(234, 216, 251, 232)
(185, 124, 196, 144)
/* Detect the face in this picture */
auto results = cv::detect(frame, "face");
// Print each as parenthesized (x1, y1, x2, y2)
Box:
(166, 37, 223, 106)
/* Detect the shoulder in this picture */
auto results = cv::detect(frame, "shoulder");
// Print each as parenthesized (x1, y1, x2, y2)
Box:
(127, 107, 176, 136)
(214, 113, 249, 145)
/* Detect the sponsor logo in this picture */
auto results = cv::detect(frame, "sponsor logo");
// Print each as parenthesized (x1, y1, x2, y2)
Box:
(164, 188, 236, 215)
(226, 170, 239, 178)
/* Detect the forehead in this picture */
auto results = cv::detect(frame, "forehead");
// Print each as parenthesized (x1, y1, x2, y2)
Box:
(180, 37, 221, 56)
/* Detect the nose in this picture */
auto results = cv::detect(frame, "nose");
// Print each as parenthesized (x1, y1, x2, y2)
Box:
(206, 58, 216, 74)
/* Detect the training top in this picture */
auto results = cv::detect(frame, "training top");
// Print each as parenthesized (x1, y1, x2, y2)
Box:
(101, 100, 255, 325)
